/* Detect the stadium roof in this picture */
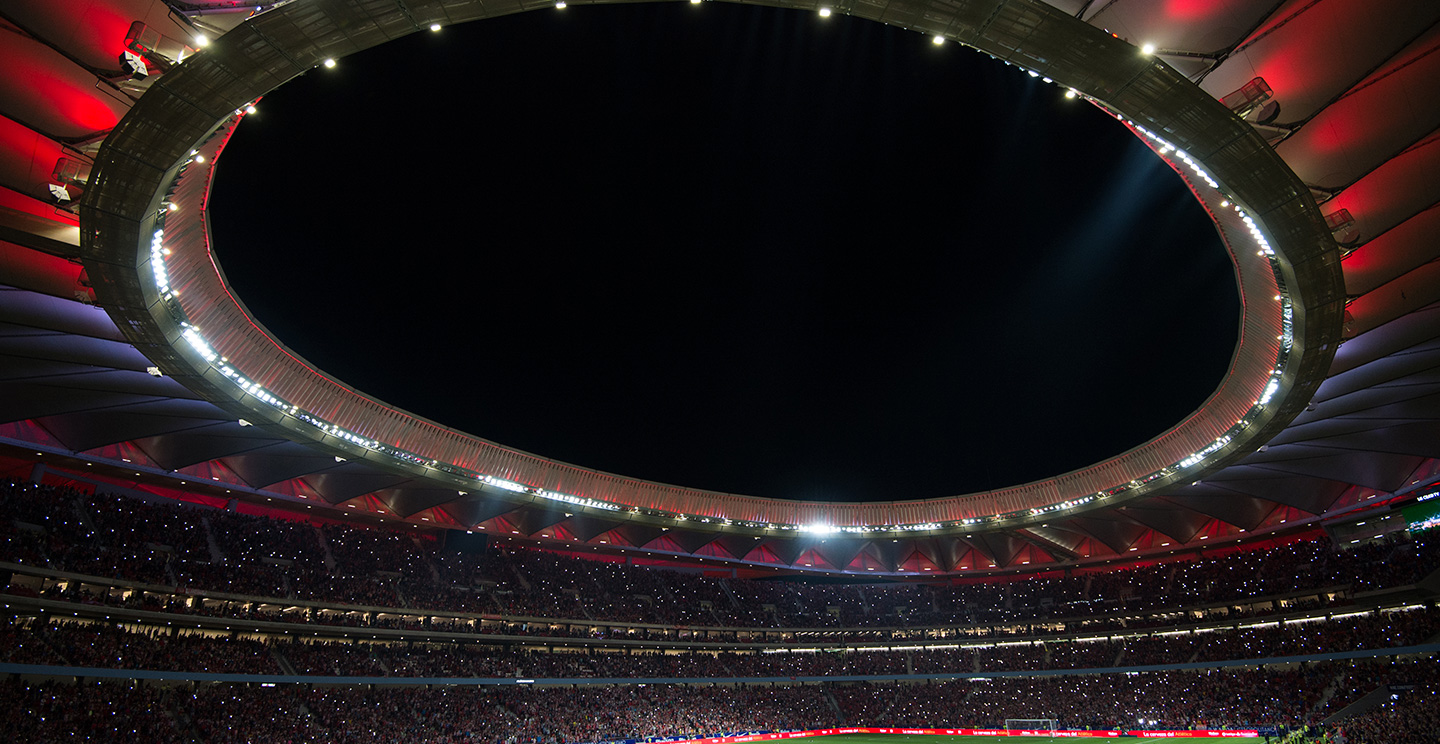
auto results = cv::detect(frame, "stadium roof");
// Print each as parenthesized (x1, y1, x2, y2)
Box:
(1, 0, 1438, 575)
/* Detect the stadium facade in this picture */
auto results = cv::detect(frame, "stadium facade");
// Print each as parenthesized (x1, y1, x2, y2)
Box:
(1, 0, 1439, 577)
(2, 4, 1440, 740)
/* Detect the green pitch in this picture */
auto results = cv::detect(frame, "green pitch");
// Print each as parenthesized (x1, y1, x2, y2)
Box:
(806, 733, 1065, 736)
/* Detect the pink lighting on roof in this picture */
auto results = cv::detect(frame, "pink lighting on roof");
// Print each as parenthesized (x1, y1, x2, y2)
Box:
(1162, 0, 1217, 22)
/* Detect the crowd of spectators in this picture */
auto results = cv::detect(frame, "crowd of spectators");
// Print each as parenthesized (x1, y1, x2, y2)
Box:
(4, 482, 1440, 660)
(0, 658, 1437, 742)
(186, 684, 320, 744)
(885, 667, 1331, 730)
(2, 606, 1436, 680)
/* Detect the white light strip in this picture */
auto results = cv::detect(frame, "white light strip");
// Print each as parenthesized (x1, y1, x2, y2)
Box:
(147, 83, 1296, 543)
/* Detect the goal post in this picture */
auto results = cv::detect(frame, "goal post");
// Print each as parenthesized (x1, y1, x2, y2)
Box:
(1005, 718, 1058, 735)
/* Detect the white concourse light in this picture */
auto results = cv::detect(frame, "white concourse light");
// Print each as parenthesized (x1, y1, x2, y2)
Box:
(323, 58, 336, 68)
(1141, 43, 1156, 55)
(430, 23, 442, 32)
(818, 7, 831, 17)
(932, 35, 944, 45)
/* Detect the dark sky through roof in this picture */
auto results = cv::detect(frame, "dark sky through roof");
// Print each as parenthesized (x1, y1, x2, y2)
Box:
(210, 3, 1238, 503)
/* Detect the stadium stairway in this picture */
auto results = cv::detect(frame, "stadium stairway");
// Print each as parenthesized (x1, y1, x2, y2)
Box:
(34, 627, 74, 666)
(717, 578, 742, 613)
(1309, 670, 1349, 720)
(424, 556, 442, 584)
(880, 684, 902, 722)
(1324, 685, 1393, 724)
(509, 561, 532, 591)
(69, 497, 96, 537)
(160, 699, 191, 741)
(1419, 565, 1440, 596)
(822, 686, 843, 723)
(200, 516, 224, 563)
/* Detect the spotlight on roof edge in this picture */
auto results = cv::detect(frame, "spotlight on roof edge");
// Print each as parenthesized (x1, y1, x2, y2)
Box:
(322, 58, 336, 68)
(429, 23, 442, 31)
(143, 107, 1293, 545)
(932, 36, 944, 45)
(818, 7, 831, 17)
(1141, 43, 1156, 55)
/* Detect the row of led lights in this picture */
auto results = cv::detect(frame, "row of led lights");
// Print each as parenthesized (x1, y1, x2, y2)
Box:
(541, 0, 1170, 72)
(170, 160, 1264, 539)
(1112, 113, 1298, 474)
(157, 33, 1288, 542)
(310, 5, 972, 71)
(164, 263, 1271, 540)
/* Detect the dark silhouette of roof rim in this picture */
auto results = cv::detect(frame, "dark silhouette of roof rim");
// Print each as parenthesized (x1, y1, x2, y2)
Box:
(78, 0, 1342, 536)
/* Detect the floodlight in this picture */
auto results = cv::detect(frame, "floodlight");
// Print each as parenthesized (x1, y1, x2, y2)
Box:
(1326, 208, 1359, 249)
(119, 50, 148, 78)
(1219, 77, 1280, 124)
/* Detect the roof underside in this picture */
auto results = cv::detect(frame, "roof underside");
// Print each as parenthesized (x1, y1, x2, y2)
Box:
(0, 0, 1437, 574)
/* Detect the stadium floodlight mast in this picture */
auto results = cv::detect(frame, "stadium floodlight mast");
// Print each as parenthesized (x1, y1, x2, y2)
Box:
(80, 0, 1342, 560)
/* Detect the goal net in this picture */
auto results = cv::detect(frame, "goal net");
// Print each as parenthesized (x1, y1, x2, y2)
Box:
(1005, 719, 1059, 735)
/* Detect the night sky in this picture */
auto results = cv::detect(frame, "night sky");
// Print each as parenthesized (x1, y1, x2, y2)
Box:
(209, 3, 1238, 503)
